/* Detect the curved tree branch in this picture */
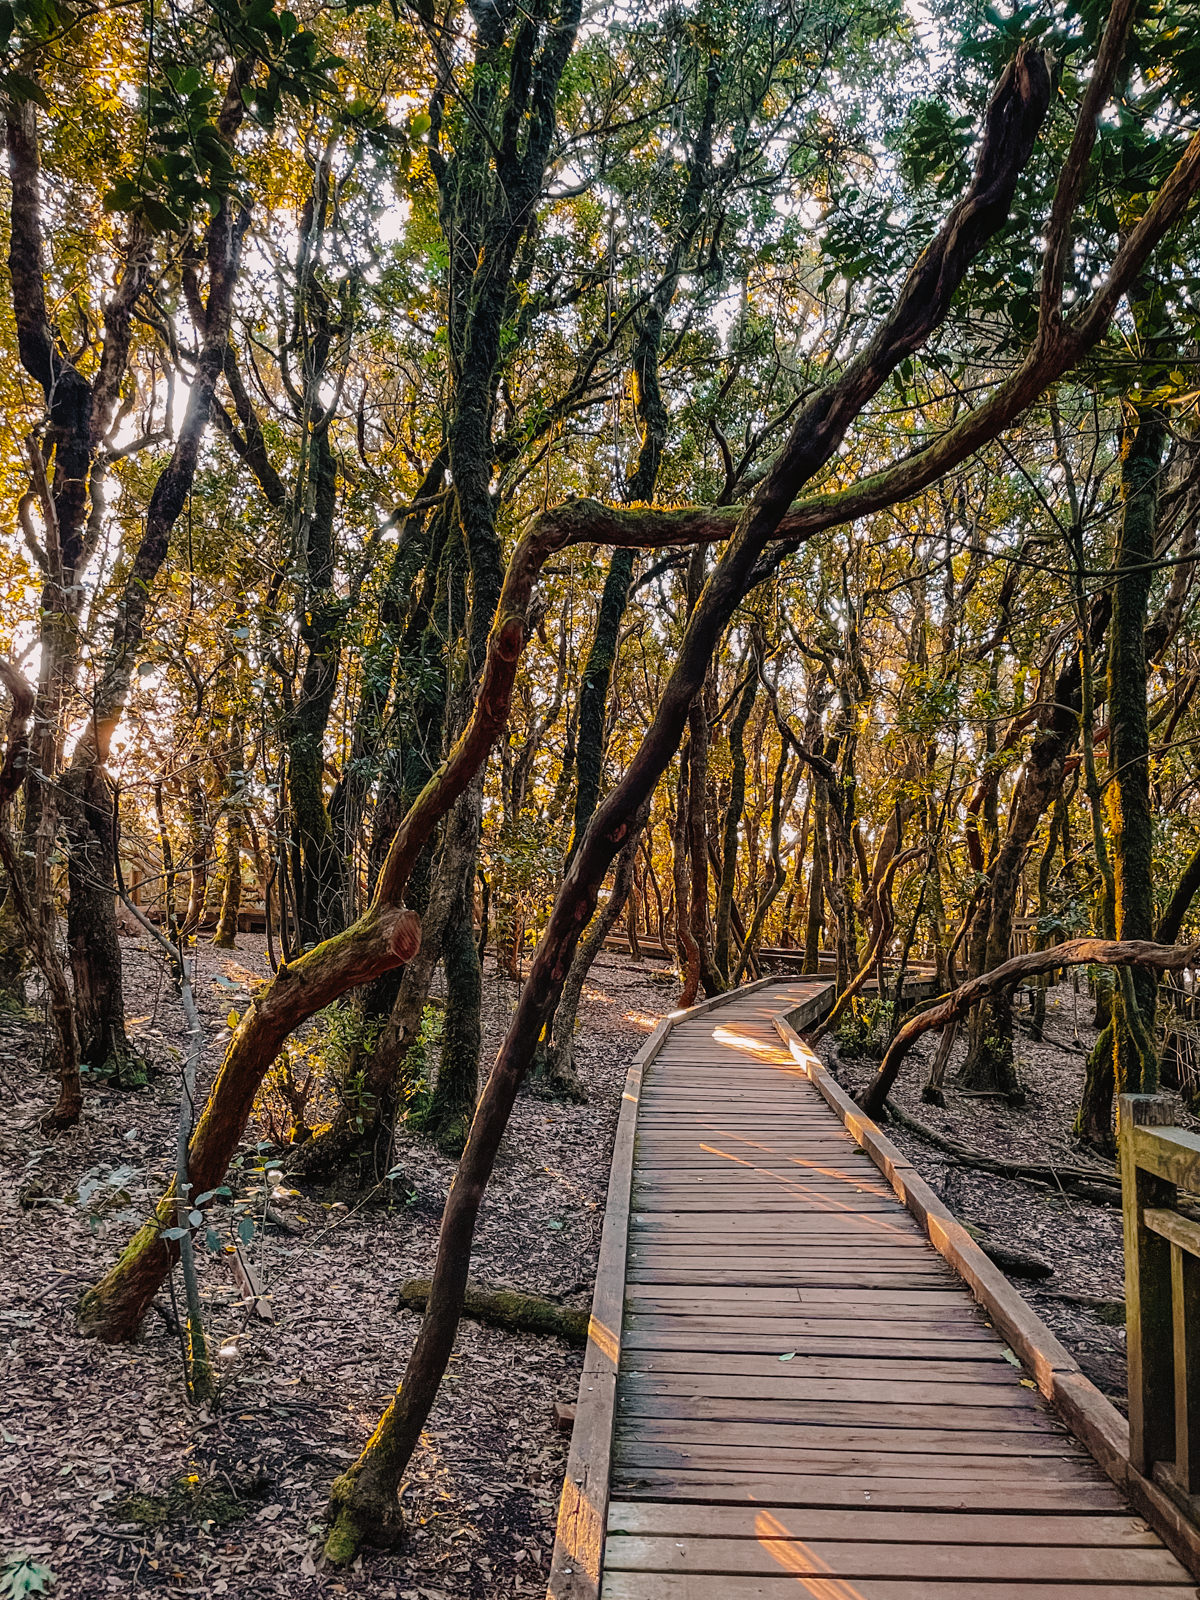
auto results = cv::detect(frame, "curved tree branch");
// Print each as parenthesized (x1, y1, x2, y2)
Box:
(859, 938, 1200, 1116)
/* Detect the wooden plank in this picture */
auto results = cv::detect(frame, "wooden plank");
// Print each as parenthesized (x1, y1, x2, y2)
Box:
(629, 1213, 928, 1230)
(622, 1332, 1011, 1359)
(1172, 1239, 1200, 1493)
(623, 1351, 1020, 1381)
(630, 1280, 966, 1305)
(620, 1373, 1037, 1406)
(600, 1536, 1189, 1582)
(600, 1577, 1198, 1600)
(625, 1314, 992, 1338)
(617, 1394, 1049, 1431)
(616, 1419, 1075, 1454)
(626, 1268, 958, 1286)
(624, 1301, 991, 1325)
(1146, 1205, 1200, 1258)
(608, 1470, 1126, 1511)
(1131, 1122, 1200, 1190)
(611, 1441, 1104, 1478)
(603, 1503, 1161, 1544)
(626, 1284, 968, 1306)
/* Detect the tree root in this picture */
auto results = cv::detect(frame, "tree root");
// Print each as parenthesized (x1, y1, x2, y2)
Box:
(396, 1278, 589, 1344)
(523, 1040, 587, 1104)
(102, 1048, 150, 1090)
(286, 1116, 376, 1182)
(324, 1461, 405, 1566)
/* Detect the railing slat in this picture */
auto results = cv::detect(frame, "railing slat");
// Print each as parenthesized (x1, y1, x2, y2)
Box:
(1146, 1207, 1200, 1257)
(1120, 1093, 1182, 1478)
(1172, 1242, 1200, 1496)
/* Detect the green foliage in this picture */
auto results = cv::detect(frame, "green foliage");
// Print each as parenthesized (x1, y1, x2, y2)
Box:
(111, 1470, 267, 1531)
(0, 1557, 55, 1599)
(401, 1003, 445, 1121)
(835, 998, 895, 1060)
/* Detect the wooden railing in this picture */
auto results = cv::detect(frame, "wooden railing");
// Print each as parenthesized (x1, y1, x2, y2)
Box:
(1120, 1091, 1200, 1509)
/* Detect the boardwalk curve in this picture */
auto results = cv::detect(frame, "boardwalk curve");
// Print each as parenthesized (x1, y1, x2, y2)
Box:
(549, 978, 1200, 1598)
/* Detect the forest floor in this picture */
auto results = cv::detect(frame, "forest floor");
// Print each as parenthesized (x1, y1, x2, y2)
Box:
(1, 960, 1145, 1599)
(827, 978, 1133, 1407)
(0, 936, 675, 1600)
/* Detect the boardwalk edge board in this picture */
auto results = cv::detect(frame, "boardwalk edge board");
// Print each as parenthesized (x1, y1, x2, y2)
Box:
(546, 977, 782, 1600)
(772, 1006, 1200, 1581)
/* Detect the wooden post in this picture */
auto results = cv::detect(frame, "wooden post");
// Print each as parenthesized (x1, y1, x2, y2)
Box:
(1120, 1092, 1180, 1475)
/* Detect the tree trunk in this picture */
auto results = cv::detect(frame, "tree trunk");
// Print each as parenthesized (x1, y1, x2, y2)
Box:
(212, 713, 246, 950)
(687, 686, 723, 996)
(715, 663, 757, 981)
(672, 741, 700, 1006)
(861, 938, 1196, 1118)
(1106, 408, 1164, 1093)
(565, 547, 636, 864)
(533, 821, 643, 1099)
(803, 787, 826, 974)
(958, 598, 1110, 1094)
(182, 772, 209, 934)
(64, 767, 144, 1084)
(418, 782, 484, 1156)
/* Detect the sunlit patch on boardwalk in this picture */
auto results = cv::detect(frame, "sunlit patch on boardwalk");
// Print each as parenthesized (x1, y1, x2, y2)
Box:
(754, 1510, 868, 1600)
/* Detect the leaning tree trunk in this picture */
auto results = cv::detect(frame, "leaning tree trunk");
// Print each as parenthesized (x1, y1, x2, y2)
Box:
(320, 48, 1059, 1556)
(861, 939, 1196, 1118)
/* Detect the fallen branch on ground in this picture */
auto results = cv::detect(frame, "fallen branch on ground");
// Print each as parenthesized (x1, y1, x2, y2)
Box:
(884, 1099, 1120, 1200)
(968, 1231, 1053, 1279)
(396, 1278, 589, 1345)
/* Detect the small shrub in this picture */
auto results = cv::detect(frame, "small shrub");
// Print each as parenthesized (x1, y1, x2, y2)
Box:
(403, 1003, 445, 1124)
(835, 997, 895, 1060)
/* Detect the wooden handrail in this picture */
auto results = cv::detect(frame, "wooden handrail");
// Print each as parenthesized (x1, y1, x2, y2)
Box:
(1119, 1092, 1200, 1505)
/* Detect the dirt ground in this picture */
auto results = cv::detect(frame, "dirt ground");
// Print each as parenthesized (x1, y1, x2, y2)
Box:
(0, 937, 672, 1600)
(827, 977, 1134, 1407)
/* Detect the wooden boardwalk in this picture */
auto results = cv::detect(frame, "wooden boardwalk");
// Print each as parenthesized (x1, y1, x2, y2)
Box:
(551, 978, 1198, 1599)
